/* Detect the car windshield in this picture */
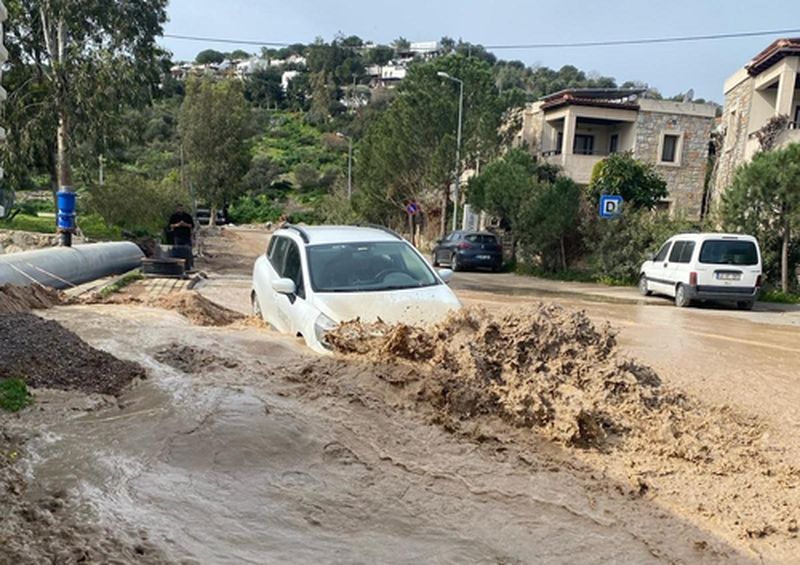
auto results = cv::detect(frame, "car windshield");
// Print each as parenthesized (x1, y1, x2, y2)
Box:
(698, 240, 758, 265)
(307, 241, 439, 292)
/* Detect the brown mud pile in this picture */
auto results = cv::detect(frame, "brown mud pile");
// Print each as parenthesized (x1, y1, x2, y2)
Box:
(327, 304, 800, 540)
(154, 343, 239, 373)
(0, 313, 145, 395)
(151, 292, 244, 326)
(0, 283, 69, 314)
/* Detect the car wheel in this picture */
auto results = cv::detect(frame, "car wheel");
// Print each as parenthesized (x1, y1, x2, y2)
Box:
(674, 284, 691, 308)
(431, 251, 440, 267)
(737, 301, 754, 311)
(451, 253, 462, 272)
(638, 274, 652, 296)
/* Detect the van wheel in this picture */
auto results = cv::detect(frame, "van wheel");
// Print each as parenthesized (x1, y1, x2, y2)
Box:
(737, 301, 754, 311)
(674, 284, 691, 308)
(638, 274, 651, 296)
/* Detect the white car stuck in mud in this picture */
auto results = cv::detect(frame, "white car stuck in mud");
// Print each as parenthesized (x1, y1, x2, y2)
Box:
(251, 224, 462, 353)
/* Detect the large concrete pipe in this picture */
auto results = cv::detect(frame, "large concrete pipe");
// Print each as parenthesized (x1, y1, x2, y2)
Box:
(0, 242, 144, 289)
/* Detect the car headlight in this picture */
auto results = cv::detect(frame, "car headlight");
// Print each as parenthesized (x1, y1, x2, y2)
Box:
(314, 313, 338, 349)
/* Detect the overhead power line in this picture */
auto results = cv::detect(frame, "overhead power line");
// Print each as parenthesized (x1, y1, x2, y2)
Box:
(162, 27, 800, 50)
(484, 28, 800, 49)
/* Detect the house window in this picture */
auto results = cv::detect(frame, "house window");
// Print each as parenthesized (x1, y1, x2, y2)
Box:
(794, 105, 800, 126)
(573, 134, 594, 155)
(661, 134, 679, 162)
(609, 134, 619, 154)
(556, 131, 564, 154)
(658, 132, 683, 165)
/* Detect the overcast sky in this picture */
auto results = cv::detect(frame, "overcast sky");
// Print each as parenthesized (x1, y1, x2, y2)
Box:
(161, 0, 800, 103)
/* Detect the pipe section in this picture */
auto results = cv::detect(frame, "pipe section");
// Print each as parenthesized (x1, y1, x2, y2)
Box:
(0, 242, 144, 289)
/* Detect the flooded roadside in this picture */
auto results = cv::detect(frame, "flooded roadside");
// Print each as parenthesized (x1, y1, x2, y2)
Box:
(2, 304, 753, 564)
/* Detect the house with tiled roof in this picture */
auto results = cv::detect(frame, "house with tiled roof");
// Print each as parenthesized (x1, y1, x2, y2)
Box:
(517, 88, 717, 219)
(710, 38, 800, 205)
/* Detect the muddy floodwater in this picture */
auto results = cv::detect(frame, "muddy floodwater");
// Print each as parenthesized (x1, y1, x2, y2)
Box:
(20, 306, 667, 564)
(4, 228, 800, 564)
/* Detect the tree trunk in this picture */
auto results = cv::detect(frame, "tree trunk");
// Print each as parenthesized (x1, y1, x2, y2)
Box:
(440, 187, 448, 238)
(560, 236, 567, 272)
(781, 212, 790, 293)
(56, 109, 72, 189)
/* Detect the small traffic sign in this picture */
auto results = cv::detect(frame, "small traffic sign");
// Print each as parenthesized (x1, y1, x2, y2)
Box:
(599, 195, 623, 218)
(406, 201, 420, 216)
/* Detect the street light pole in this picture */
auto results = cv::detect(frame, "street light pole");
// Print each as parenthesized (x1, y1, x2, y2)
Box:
(437, 72, 464, 232)
(347, 137, 353, 200)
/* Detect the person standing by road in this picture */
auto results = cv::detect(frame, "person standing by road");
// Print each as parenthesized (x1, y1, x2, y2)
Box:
(168, 203, 195, 271)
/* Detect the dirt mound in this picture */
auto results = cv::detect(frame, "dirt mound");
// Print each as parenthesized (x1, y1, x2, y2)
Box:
(151, 292, 244, 327)
(0, 314, 145, 395)
(154, 344, 239, 373)
(0, 284, 69, 314)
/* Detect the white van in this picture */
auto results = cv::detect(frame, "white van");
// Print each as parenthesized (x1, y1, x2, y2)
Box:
(639, 233, 762, 309)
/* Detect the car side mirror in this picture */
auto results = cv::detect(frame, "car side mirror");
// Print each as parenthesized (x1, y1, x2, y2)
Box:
(438, 269, 454, 284)
(271, 277, 296, 295)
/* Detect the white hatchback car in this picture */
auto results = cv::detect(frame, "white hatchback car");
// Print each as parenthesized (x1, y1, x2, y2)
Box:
(251, 224, 462, 353)
(638, 233, 762, 309)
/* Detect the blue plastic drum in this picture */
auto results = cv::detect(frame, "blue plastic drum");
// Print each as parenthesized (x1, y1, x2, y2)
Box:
(56, 191, 77, 231)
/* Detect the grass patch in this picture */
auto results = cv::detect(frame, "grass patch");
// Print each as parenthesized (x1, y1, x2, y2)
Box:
(514, 263, 598, 283)
(0, 378, 33, 412)
(760, 290, 800, 304)
(0, 213, 55, 234)
(99, 271, 144, 298)
(0, 212, 122, 240)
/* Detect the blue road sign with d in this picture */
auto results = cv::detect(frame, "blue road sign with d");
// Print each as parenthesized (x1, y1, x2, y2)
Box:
(599, 195, 623, 218)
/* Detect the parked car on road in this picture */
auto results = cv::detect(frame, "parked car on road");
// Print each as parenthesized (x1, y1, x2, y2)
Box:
(196, 208, 226, 226)
(639, 233, 762, 309)
(431, 230, 503, 272)
(251, 225, 461, 353)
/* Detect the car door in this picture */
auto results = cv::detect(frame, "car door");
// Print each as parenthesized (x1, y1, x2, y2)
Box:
(645, 240, 673, 295)
(664, 240, 695, 295)
(275, 239, 317, 337)
(256, 235, 290, 332)
(435, 232, 456, 264)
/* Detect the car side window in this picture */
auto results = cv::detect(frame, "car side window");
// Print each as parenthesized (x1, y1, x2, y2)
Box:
(679, 242, 695, 263)
(269, 236, 289, 273)
(283, 241, 305, 300)
(668, 241, 693, 263)
(654, 242, 671, 262)
(266, 237, 275, 257)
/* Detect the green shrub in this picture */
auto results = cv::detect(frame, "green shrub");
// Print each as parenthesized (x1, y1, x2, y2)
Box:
(760, 290, 800, 304)
(228, 194, 282, 224)
(583, 209, 696, 285)
(0, 378, 32, 412)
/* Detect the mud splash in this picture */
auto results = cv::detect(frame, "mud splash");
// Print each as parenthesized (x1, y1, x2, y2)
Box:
(154, 343, 240, 373)
(326, 303, 800, 541)
(0, 283, 69, 314)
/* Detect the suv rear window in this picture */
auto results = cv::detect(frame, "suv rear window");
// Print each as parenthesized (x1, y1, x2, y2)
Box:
(464, 234, 498, 244)
(699, 240, 758, 266)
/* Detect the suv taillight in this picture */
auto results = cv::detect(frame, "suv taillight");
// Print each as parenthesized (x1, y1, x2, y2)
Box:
(457, 242, 472, 250)
(689, 272, 698, 286)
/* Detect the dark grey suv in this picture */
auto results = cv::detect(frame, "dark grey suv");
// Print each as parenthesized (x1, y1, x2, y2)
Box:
(432, 231, 503, 272)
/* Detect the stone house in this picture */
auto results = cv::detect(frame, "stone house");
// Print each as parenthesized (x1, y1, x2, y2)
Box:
(517, 88, 717, 219)
(710, 38, 800, 205)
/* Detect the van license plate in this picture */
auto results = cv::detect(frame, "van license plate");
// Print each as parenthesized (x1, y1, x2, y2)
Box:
(716, 272, 741, 281)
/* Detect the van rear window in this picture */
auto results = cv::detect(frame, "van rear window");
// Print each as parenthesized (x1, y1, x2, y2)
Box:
(699, 240, 758, 266)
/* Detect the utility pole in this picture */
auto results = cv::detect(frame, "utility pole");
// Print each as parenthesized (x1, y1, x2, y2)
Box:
(437, 72, 464, 232)
(347, 137, 353, 200)
(98, 155, 105, 186)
